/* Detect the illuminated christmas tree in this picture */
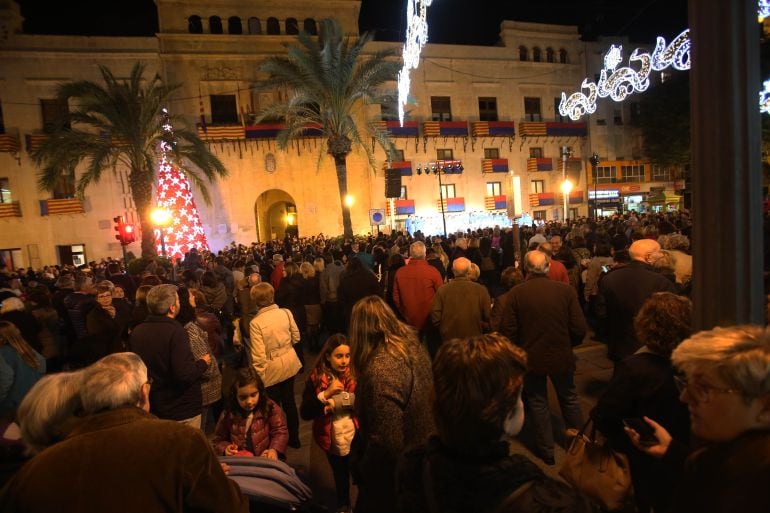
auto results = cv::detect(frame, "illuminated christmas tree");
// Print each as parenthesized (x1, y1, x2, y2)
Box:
(154, 109, 209, 259)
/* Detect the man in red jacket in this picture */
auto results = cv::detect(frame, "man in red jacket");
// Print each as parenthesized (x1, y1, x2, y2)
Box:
(393, 241, 443, 337)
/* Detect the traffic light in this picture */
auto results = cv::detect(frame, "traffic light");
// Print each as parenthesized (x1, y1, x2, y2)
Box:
(123, 223, 136, 244)
(113, 215, 135, 246)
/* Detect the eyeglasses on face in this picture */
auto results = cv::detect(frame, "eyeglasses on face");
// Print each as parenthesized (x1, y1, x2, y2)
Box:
(674, 375, 741, 403)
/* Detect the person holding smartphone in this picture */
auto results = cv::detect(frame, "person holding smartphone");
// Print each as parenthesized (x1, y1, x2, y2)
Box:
(591, 293, 693, 513)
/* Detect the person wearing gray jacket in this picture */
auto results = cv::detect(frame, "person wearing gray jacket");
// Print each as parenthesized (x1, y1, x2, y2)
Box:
(320, 254, 345, 335)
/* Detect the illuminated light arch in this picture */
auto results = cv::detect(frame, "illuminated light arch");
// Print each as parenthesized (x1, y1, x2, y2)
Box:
(397, 0, 437, 125)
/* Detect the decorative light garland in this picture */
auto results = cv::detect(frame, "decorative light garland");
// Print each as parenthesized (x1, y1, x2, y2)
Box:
(559, 30, 689, 121)
(760, 0, 770, 21)
(154, 108, 209, 259)
(397, 0, 436, 125)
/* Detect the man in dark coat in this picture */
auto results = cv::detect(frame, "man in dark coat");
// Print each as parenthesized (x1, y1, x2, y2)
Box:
(599, 239, 677, 361)
(501, 250, 587, 465)
(337, 256, 381, 332)
(129, 284, 211, 427)
(0, 352, 247, 513)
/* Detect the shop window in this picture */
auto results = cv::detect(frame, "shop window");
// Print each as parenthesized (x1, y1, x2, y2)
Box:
(431, 96, 452, 121)
(188, 15, 203, 34)
(484, 148, 499, 159)
(524, 97, 541, 121)
(210, 94, 238, 124)
(478, 97, 498, 121)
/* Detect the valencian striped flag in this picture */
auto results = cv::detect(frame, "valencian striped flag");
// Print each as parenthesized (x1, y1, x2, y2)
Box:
(527, 158, 553, 172)
(529, 192, 555, 207)
(25, 134, 49, 153)
(519, 122, 547, 137)
(484, 195, 507, 210)
(423, 121, 469, 137)
(437, 197, 465, 212)
(482, 159, 509, 173)
(385, 199, 416, 216)
(39, 198, 84, 216)
(0, 134, 20, 153)
(196, 125, 245, 140)
(387, 161, 413, 176)
(471, 121, 515, 137)
(0, 202, 21, 218)
(519, 121, 588, 137)
(374, 121, 419, 137)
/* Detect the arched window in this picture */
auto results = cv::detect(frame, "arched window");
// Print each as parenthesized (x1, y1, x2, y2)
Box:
(228, 16, 242, 34)
(286, 18, 299, 35)
(188, 15, 203, 34)
(519, 46, 528, 61)
(546, 47, 555, 63)
(267, 17, 280, 35)
(533, 47, 542, 62)
(248, 17, 261, 35)
(303, 18, 317, 35)
(209, 16, 223, 34)
(559, 48, 568, 64)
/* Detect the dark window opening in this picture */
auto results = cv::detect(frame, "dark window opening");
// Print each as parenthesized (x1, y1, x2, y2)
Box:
(484, 148, 500, 159)
(286, 18, 299, 35)
(554, 97, 565, 122)
(524, 97, 541, 122)
(519, 46, 528, 61)
(188, 15, 203, 34)
(533, 47, 542, 62)
(437, 148, 453, 161)
(478, 97, 498, 121)
(431, 96, 452, 121)
(209, 16, 223, 34)
(559, 49, 568, 64)
(546, 48, 555, 63)
(303, 18, 317, 35)
(529, 147, 543, 158)
(210, 94, 238, 124)
(40, 98, 70, 133)
(248, 17, 261, 34)
(228, 17, 242, 34)
(267, 17, 280, 35)
(53, 170, 76, 199)
(380, 95, 399, 121)
(0, 177, 11, 203)
(630, 102, 642, 125)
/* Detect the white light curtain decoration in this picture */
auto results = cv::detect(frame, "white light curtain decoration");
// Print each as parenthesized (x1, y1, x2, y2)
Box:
(760, 0, 770, 21)
(397, 0, 436, 125)
(559, 30, 690, 121)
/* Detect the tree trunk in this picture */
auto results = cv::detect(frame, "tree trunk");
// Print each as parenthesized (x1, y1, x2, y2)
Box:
(333, 153, 353, 240)
(129, 171, 156, 258)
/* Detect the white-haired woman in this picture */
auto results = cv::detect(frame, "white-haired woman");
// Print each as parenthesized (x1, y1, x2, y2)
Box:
(626, 326, 770, 513)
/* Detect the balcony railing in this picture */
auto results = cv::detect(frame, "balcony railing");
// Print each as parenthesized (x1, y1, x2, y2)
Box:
(39, 198, 85, 216)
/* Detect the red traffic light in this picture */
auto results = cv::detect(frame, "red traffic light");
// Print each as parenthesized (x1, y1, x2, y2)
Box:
(123, 224, 136, 244)
(113, 215, 134, 245)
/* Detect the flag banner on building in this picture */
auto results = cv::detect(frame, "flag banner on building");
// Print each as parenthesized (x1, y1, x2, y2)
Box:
(374, 121, 419, 137)
(386, 161, 413, 176)
(527, 158, 553, 172)
(482, 158, 509, 173)
(386, 199, 415, 216)
(0, 134, 20, 153)
(484, 195, 507, 210)
(471, 121, 515, 137)
(300, 123, 323, 137)
(423, 121, 469, 137)
(245, 123, 284, 139)
(25, 134, 49, 153)
(437, 197, 465, 212)
(519, 122, 588, 137)
(196, 125, 245, 140)
(529, 192, 555, 207)
(0, 202, 21, 218)
(39, 198, 84, 216)
(559, 190, 584, 204)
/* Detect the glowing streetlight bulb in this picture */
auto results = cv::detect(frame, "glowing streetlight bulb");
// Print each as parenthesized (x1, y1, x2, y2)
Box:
(561, 180, 573, 194)
(150, 208, 172, 227)
(344, 194, 355, 208)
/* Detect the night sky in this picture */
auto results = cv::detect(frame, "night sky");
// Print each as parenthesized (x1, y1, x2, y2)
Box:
(16, 0, 688, 45)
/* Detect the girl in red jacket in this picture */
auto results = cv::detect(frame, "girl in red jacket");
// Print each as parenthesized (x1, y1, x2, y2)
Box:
(212, 367, 288, 459)
(308, 334, 357, 513)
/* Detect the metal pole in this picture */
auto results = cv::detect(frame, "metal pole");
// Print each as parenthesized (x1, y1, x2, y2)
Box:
(437, 163, 447, 236)
(561, 146, 569, 221)
(590, 153, 599, 219)
(159, 230, 167, 259)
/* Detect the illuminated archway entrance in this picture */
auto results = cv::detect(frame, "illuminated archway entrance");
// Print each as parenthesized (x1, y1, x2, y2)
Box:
(255, 189, 297, 242)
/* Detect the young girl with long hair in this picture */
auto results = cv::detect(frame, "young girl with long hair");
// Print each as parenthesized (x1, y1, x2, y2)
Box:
(307, 334, 356, 513)
(212, 368, 288, 459)
(0, 320, 46, 419)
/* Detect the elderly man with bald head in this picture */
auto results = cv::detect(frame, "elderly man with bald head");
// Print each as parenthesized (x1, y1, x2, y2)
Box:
(599, 238, 678, 361)
(430, 257, 491, 353)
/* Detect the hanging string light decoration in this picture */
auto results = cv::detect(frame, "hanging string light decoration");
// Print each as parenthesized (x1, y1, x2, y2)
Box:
(154, 108, 209, 259)
(760, 0, 770, 21)
(397, 0, 437, 125)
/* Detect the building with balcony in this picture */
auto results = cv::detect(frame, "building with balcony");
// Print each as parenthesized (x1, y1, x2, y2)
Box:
(0, 0, 676, 267)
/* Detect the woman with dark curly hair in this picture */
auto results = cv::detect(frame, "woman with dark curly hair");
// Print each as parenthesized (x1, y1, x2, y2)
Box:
(592, 291, 693, 513)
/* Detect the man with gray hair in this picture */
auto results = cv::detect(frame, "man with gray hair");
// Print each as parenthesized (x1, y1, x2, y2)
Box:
(501, 250, 587, 465)
(430, 257, 491, 354)
(393, 241, 443, 336)
(2, 353, 247, 512)
(129, 284, 211, 427)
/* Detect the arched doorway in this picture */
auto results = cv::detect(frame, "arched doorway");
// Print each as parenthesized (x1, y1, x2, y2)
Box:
(255, 189, 298, 242)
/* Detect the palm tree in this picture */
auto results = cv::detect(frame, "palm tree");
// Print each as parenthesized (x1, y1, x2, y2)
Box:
(32, 63, 227, 257)
(256, 18, 399, 239)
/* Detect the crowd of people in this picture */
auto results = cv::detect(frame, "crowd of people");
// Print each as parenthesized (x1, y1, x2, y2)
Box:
(0, 210, 768, 513)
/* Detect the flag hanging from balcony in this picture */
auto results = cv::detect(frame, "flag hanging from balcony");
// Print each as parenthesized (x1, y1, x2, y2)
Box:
(485, 195, 507, 210)
(482, 159, 509, 173)
(437, 197, 465, 212)
(471, 121, 515, 137)
(386, 199, 415, 216)
(527, 158, 553, 172)
(529, 192, 555, 207)
(156, 110, 209, 259)
(388, 161, 413, 176)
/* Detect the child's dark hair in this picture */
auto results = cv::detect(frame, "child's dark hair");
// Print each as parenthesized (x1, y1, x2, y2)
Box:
(228, 367, 268, 417)
(312, 334, 353, 378)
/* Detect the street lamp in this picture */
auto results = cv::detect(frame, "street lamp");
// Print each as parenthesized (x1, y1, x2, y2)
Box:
(560, 146, 572, 222)
(344, 194, 355, 208)
(589, 153, 600, 219)
(150, 207, 172, 258)
(561, 179, 573, 221)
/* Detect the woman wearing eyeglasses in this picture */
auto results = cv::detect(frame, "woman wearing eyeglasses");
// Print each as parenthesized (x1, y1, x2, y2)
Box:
(626, 325, 770, 513)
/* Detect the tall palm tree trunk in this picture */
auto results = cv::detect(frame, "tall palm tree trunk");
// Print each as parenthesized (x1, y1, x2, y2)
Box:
(334, 154, 353, 240)
(129, 171, 155, 258)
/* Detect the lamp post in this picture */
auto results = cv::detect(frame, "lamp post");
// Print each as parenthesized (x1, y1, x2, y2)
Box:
(589, 153, 600, 219)
(416, 160, 463, 237)
(150, 207, 172, 258)
(561, 179, 573, 222)
(560, 146, 572, 222)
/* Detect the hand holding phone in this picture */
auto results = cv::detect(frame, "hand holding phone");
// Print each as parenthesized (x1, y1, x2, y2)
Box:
(623, 417, 657, 445)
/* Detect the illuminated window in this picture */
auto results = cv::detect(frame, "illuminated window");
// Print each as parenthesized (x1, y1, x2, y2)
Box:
(484, 148, 499, 159)
(486, 182, 502, 196)
(531, 180, 545, 193)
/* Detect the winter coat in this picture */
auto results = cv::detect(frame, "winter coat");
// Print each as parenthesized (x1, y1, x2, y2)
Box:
(307, 367, 357, 454)
(212, 399, 289, 457)
(248, 305, 301, 387)
(393, 259, 443, 331)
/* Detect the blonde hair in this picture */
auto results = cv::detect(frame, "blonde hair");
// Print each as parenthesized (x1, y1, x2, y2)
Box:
(0, 321, 41, 370)
(349, 295, 417, 372)
(300, 261, 316, 279)
(672, 325, 770, 398)
(251, 282, 275, 308)
(313, 257, 325, 274)
(284, 262, 299, 277)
